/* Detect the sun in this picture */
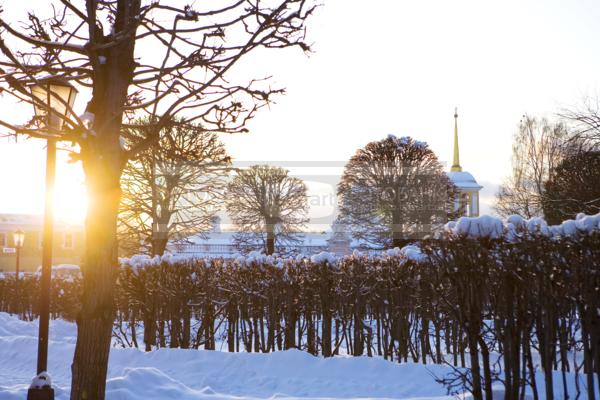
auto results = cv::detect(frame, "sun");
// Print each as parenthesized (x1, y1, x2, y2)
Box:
(53, 162, 89, 224)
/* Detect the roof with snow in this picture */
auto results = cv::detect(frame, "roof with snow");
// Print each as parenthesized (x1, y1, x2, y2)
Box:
(447, 171, 482, 190)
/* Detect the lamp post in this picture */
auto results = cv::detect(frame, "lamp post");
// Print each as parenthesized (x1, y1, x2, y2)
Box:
(28, 76, 77, 400)
(13, 229, 25, 313)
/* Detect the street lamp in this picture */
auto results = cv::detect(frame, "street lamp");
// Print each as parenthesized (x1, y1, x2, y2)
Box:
(30, 76, 78, 131)
(12, 229, 24, 315)
(13, 229, 25, 248)
(28, 76, 78, 400)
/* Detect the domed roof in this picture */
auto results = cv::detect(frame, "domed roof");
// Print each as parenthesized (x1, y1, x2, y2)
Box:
(447, 171, 482, 190)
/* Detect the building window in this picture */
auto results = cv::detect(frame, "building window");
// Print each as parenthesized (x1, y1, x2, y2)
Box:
(465, 193, 472, 216)
(0, 232, 6, 247)
(63, 233, 74, 249)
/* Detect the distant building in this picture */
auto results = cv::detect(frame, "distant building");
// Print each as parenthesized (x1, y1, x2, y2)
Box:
(327, 220, 352, 255)
(447, 109, 483, 217)
(170, 217, 342, 257)
(0, 214, 84, 272)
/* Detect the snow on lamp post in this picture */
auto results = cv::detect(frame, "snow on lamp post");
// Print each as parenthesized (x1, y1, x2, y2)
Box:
(28, 76, 78, 400)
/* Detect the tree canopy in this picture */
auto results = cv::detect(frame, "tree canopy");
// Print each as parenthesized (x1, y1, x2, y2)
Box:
(495, 116, 569, 219)
(119, 118, 231, 256)
(226, 164, 308, 255)
(338, 135, 456, 249)
(542, 150, 600, 224)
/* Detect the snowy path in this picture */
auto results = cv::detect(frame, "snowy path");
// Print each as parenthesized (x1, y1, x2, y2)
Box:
(0, 313, 455, 400)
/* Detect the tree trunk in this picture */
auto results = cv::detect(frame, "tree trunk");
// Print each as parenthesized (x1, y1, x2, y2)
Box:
(267, 304, 276, 352)
(159, 319, 166, 347)
(151, 213, 171, 256)
(468, 333, 483, 400)
(130, 311, 139, 349)
(353, 310, 364, 356)
(307, 306, 316, 355)
(152, 237, 169, 257)
(182, 308, 191, 349)
(322, 308, 332, 357)
(253, 317, 261, 353)
(227, 307, 236, 352)
(420, 317, 428, 364)
(70, 171, 121, 400)
(143, 312, 155, 352)
(170, 315, 180, 348)
(69, 3, 139, 397)
(478, 336, 493, 400)
(391, 211, 405, 249)
(266, 218, 275, 255)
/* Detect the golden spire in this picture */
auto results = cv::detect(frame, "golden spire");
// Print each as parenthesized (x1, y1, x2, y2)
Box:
(451, 107, 462, 172)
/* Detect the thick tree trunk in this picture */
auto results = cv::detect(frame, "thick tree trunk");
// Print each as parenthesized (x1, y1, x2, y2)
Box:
(71, 172, 121, 400)
(71, 20, 141, 400)
(69, 2, 139, 396)
(152, 237, 169, 257)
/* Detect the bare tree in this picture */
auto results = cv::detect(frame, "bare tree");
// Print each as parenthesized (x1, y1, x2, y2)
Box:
(495, 116, 569, 219)
(337, 135, 457, 249)
(560, 96, 600, 149)
(226, 165, 308, 255)
(0, 1, 314, 397)
(542, 150, 600, 224)
(119, 118, 231, 256)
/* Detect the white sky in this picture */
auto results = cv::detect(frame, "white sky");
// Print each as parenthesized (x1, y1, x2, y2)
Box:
(1, 0, 599, 227)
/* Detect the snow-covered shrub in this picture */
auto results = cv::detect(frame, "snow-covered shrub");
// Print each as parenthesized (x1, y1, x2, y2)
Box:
(3, 213, 600, 400)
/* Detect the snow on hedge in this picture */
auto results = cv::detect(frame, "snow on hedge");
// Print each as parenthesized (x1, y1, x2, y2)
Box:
(310, 251, 338, 264)
(118, 213, 600, 270)
(444, 212, 600, 240)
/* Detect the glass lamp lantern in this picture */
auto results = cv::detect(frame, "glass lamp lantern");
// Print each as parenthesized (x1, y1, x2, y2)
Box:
(13, 229, 25, 249)
(30, 76, 78, 130)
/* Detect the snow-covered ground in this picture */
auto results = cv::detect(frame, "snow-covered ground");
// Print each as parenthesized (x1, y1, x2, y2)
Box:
(0, 313, 594, 400)
(0, 313, 454, 400)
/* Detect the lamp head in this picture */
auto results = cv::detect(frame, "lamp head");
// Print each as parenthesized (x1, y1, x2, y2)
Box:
(13, 229, 25, 249)
(30, 76, 78, 130)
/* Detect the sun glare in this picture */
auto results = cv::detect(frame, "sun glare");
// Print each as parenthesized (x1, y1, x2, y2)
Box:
(54, 181, 88, 224)
(53, 158, 88, 224)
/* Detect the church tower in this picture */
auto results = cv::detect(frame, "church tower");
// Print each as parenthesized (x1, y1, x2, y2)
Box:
(447, 109, 483, 217)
